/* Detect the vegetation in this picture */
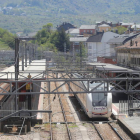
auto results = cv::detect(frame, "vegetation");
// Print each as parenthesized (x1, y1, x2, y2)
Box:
(34, 23, 70, 52)
(0, 28, 15, 50)
(111, 26, 127, 34)
(0, 0, 140, 33)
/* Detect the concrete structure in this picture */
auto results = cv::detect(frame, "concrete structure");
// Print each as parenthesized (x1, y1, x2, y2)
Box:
(97, 56, 117, 64)
(87, 32, 120, 62)
(79, 25, 97, 37)
(121, 22, 134, 28)
(0, 50, 14, 61)
(70, 37, 88, 54)
(115, 36, 140, 69)
(98, 24, 111, 32)
(66, 28, 79, 37)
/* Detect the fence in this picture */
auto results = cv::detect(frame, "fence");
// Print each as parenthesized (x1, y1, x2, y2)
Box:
(119, 99, 140, 116)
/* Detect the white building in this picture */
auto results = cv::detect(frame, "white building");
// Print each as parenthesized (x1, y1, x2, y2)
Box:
(87, 32, 120, 62)
(66, 28, 79, 37)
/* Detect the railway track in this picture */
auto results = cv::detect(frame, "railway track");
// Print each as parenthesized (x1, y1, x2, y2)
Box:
(42, 72, 132, 140)
(53, 73, 72, 140)
(92, 122, 124, 140)
(49, 88, 53, 140)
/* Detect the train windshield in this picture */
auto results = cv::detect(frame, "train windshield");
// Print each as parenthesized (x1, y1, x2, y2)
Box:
(92, 93, 107, 106)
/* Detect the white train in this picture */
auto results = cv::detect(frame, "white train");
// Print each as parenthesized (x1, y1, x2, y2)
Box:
(71, 74, 112, 118)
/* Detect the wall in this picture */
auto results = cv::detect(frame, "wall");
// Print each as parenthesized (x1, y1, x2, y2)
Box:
(97, 56, 117, 64)
(87, 42, 102, 62)
(0, 51, 14, 61)
(99, 26, 111, 32)
(80, 29, 95, 35)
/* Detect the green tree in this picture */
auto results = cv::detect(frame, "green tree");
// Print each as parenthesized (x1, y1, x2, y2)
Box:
(43, 23, 53, 33)
(55, 29, 70, 52)
(113, 26, 127, 34)
(35, 23, 70, 52)
(0, 28, 15, 49)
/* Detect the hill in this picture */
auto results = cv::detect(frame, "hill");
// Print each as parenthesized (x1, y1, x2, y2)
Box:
(0, 0, 140, 33)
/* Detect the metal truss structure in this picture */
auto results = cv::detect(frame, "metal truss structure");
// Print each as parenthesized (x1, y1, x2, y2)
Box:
(0, 37, 140, 122)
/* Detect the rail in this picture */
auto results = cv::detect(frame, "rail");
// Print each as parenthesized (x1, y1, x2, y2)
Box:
(108, 122, 124, 140)
(53, 73, 72, 140)
(92, 122, 104, 140)
(92, 121, 125, 140)
(48, 83, 53, 140)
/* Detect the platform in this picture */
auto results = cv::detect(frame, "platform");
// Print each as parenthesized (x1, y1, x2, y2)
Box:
(0, 59, 46, 80)
(0, 59, 46, 118)
(112, 103, 140, 140)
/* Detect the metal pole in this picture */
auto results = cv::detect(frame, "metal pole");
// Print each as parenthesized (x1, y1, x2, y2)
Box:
(15, 81, 18, 112)
(15, 38, 19, 80)
(15, 38, 19, 113)
(22, 43, 24, 71)
(80, 42, 82, 68)
(33, 45, 35, 60)
(64, 43, 66, 59)
(41, 46, 42, 59)
(73, 43, 75, 62)
(25, 43, 27, 67)
(29, 46, 31, 64)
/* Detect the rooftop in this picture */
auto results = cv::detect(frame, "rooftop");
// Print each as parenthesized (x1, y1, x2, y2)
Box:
(98, 24, 110, 27)
(107, 37, 126, 44)
(87, 62, 134, 72)
(80, 25, 96, 29)
(86, 33, 103, 42)
(70, 37, 88, 42)
(131, 25, 140, 29)
(115, 35, 140, 49)
(70, 28, 79, 34)
(121, 22, 134, 26)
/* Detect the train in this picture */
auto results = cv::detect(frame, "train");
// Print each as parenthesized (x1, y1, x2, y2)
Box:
(71, 73, 112, 118)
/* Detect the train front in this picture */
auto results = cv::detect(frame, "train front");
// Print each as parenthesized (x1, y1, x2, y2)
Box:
(87, 83, 112, 118)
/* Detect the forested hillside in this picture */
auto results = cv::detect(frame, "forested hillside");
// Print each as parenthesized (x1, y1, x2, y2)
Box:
(0, 0, 140, 33)
(1, 0, 140, 14)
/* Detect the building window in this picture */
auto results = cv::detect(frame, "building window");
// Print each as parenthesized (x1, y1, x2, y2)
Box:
(88, 53, 92, 56)
(139, 58, 140, 65)
(74, 42, 79, 45)
(87, 30, 89, 32)
(88, 46, 92, 49)
(90, 30, 93, 33)
(84, 30, 86, 33)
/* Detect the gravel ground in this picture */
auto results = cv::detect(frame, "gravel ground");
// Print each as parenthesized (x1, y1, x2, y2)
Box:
(85, 123, 101, 140)
(0, 73, 134, 140)
(95, 123, 121, 140)
(68, 123, 83, 140)
(111, 122, 133, 140)
(52, 124, 69, 140)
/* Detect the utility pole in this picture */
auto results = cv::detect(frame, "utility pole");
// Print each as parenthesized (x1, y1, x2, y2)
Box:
(15, 37, 35, 113)
(22, 42, 24, 71)
(64, 43, 66, 59)
(15, 38, 20, 112)
(15, 38, 20, 80)
(25, 42, 27, 67)
(80, 42, 82, 68)
(73, 43, 75, 63)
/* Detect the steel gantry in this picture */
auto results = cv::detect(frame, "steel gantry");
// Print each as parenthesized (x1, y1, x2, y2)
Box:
(1, 38, 140, 124)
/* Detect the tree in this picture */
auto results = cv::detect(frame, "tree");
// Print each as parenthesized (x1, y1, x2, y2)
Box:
(55, 29, 70, 52)
(43, 23, 53, 33)
(113, 26, 127, 34)
(34, 23, 70, 52)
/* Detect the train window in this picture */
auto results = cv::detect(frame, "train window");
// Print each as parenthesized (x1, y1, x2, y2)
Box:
(92, 93, 107, 106)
